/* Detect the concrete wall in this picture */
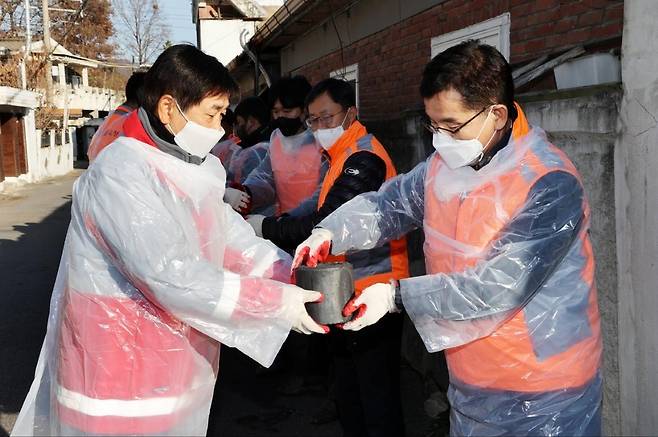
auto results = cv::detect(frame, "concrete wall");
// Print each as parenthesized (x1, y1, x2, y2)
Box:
(519, 86, 621, 436)
(21, 109, 39, 182)
(615, 1, 658, 434)
(32, 129, 74, 180)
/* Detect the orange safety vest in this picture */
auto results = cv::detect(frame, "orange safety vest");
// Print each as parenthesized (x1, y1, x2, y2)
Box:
(270, 130, 323, 213)
(423, 104, 601, 393)
(87, 104, 133, 162)
(319, 121, 409, 294)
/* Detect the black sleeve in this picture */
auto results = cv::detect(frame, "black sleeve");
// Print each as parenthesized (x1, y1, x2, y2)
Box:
(261, 151, 387, 251)
(398, 170, 585, 319)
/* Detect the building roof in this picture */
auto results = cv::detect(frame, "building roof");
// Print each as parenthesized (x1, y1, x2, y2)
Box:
(0, 86, 40, 109)
(248, 0, 353, 51)
(0, 37, 99, 68)
(225, 0, 351, 73)
(192, 0, 270, 22)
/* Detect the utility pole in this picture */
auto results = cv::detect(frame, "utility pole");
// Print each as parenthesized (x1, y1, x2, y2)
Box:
(41, 0, 54, 104)
(19, 0, 32, 89)
(25, 0, 32, 58)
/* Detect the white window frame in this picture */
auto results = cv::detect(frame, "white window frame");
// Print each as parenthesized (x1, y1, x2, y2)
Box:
(430, 13, 511, 60)
(330, 63, 359, 109)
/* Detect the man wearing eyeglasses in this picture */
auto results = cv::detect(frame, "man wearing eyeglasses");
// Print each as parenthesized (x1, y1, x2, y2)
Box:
(248, 78, 409, 437)
(293, 41, 602, 436)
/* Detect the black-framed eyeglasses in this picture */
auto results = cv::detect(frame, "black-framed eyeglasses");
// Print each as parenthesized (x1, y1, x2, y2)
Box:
(423, 107, 487, 135)
(305, 110, 346, 129)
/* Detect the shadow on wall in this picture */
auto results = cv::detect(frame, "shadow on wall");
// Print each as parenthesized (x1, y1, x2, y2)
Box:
(0, 198, 72, 436)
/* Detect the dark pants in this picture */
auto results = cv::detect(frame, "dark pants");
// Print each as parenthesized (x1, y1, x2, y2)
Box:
(329, 313, 404, 437)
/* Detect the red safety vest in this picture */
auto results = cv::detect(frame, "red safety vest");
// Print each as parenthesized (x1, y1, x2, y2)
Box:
(57, 111, 277, 434)
(87, 104, 132, 162)
(423, 104, 601, 392)
(318, 121, 409, 294)
(270, 130, 322, 213)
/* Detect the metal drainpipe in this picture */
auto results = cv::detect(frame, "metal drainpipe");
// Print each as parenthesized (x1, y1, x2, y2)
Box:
(240, 29, 271, 91)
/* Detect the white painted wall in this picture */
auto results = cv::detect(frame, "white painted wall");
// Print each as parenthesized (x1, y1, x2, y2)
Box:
(615, 1, 658, 435)
(22, 109, 39, 182)
(32, 129, 74, 181)
(199, 19, 257, 66)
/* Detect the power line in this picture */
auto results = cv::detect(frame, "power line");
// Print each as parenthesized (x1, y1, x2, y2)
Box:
(33, 0, 90, 80)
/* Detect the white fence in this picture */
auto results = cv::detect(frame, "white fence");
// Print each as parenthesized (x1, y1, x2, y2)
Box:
(33, 128, 75, 180)
(53, 85, 124, 113)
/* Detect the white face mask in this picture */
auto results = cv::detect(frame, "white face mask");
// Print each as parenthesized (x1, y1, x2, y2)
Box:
(168, 100, 224, 159)
(313, 111, 350, 151)
(432, 108, 495, 170)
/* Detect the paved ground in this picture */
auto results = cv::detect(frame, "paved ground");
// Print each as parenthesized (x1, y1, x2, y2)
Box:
(0, 170, 449, 437)
(0, 171, 82, 436)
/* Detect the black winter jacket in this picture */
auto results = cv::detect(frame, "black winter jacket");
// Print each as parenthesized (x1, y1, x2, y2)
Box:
(261, 150, 386, 251)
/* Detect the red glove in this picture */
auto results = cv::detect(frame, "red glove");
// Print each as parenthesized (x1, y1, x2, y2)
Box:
(227, 182, 252, 215)
(292, 228, 333, 270)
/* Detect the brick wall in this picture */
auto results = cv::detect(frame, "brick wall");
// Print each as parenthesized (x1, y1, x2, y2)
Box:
(292, 0, 623, 121)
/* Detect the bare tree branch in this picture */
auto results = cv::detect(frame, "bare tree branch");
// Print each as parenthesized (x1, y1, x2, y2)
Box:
(113, 0, 170, 65)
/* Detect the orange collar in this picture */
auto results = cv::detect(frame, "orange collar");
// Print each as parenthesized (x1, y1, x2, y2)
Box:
(324, 120, 368, 162)
(511, 102, 530, 139)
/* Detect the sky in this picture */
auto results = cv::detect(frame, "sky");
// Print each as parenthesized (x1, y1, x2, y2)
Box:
(159, 0, 196, 46)
(112, 0, 284, 60)
(109, 0, 196, 62)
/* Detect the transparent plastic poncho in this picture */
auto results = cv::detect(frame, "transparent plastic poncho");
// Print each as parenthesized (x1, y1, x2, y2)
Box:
(210, 137, 241, 170)
(243, 128, 325, 215)
(227, 141, 269, 185)
(12, 136, 304, 436)
(319, 126, 602, 436)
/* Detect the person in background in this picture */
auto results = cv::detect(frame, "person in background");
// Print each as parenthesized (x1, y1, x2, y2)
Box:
(235, 78, 326, 419)
(211, 109, 241, 169)
(220, 107, 237, 141)
(294, 41, 602, 437)
(249, 78, 409, 437)
(222, 97, 272, 213)
(238, 76, 326, 218)
(11, 44, 326, 437)
(233, 96, 270, 151)
(87, 71, 145, 161)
